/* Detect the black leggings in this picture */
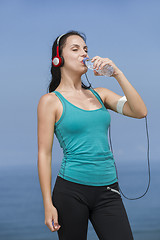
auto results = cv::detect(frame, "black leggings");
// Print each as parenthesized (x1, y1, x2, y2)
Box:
(52, 176, 134, 240)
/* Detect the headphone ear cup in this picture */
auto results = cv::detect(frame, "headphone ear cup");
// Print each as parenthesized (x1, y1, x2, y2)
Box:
(52, 56, 64, 67)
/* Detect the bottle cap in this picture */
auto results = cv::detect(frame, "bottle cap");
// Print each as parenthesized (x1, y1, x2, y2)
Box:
(83, 57, 89, 65)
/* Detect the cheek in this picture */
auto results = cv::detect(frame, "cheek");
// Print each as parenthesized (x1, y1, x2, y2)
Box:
(66, 56, 75, 62)
(65, 52, 75, 61)
(63, 53, 78, 67)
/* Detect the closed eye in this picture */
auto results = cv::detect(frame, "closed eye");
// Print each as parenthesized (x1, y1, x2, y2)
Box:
(73, 49, 88, 53)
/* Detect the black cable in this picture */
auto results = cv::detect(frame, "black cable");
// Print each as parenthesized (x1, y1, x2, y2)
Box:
(109, 115, 151, 200)
(84, 72, 151, 200)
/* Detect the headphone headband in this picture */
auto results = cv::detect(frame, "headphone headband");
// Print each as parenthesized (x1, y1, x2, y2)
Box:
(57, 33, 66, 45)
(52, 33, 66, 67)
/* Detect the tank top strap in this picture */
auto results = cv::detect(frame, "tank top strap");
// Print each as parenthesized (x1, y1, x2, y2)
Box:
(89, 88, 105, 107)
(53, 91, 66, 109)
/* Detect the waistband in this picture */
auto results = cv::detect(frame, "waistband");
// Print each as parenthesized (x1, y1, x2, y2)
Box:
(56, 175, 118, 189)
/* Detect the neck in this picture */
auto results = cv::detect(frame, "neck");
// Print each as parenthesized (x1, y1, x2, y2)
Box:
(59, 68, 83, 92)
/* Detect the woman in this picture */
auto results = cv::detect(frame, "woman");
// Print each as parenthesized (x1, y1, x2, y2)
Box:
(37, 30, 147, 240)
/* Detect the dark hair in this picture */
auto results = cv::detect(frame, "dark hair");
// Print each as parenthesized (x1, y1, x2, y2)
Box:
(47, 30, 92, 93)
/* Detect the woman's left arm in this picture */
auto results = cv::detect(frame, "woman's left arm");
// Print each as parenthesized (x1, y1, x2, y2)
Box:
(113, 71, 148, 118)
(92, 56, 148, 118)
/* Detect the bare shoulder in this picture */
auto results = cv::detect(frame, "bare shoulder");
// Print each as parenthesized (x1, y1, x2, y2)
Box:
(37, 92, 59, 118)
(93, 87, 123, 111)
(92, 87, 111, 102)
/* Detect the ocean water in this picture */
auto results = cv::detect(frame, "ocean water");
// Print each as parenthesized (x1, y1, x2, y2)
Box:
(0, 160, 160, 240)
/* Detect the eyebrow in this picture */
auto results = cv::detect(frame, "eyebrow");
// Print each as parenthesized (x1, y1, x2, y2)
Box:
(70, 44, 88, 49)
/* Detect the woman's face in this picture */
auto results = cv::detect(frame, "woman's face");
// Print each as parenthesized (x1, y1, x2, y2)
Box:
(61, 35, 89, 74)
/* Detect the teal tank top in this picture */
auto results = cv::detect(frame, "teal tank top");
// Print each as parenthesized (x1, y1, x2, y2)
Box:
(53, 88, 117, 186)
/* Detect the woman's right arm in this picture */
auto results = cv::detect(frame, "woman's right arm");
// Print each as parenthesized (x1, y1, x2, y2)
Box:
(37, 93, 61, 232)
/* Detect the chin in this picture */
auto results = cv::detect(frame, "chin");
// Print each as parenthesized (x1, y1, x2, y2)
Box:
(80, 69, 88, 76)
(81, 67, 88, 73)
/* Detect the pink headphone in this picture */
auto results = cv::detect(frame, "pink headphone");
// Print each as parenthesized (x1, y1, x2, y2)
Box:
(52, 34, 65, 67)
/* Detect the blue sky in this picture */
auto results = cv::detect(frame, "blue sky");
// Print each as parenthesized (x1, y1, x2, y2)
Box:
(0, 0, 159, 168)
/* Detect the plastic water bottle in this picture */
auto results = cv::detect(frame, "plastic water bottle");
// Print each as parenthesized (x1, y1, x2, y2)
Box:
(83, 57, 114, 77)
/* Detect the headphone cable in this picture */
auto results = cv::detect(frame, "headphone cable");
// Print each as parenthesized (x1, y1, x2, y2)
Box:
(108, 115, 151, 200)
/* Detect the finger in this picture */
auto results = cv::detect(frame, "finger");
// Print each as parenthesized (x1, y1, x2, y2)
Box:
(94, 70, 100, 76)
(52, 220, 61, 231)
(99, 62, 110, 70)
(45, 220, 56, 232)
(93, 58, 102, 69)
(91, 56, 100, 62)
(95, 59, 104, 70)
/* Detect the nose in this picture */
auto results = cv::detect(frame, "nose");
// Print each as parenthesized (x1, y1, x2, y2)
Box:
(81, 49, 88, 57)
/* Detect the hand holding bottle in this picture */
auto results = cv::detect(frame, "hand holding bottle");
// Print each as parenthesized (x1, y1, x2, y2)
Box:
(83, 56, 122, 78)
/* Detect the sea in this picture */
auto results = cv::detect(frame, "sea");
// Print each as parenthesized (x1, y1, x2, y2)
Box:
(0, 159, 160, 240)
